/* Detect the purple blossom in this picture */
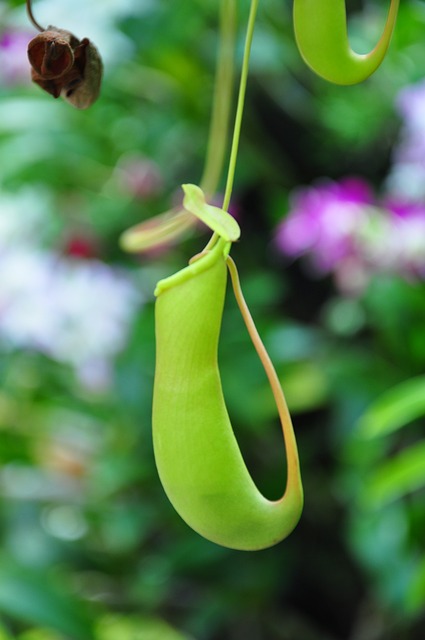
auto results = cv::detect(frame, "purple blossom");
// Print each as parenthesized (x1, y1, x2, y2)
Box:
(275, 177, 373, 273)
(275, 178, 425, 293)
(0, 31, 32, 86)
(384, 198, 425, 220)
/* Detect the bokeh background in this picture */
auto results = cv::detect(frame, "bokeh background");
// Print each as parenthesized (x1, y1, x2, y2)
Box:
(0, 0, 425, 638)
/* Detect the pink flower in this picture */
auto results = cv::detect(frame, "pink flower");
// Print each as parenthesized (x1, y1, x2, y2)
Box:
(275, 178, 425, 293)
(0, 31, 32, 86)
(275, 177, 373, 272)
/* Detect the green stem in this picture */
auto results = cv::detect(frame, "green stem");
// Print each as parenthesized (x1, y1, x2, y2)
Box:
(200, 0, 236, 197)
(222, 0, 259, 212)
(204, 0, 258, 253)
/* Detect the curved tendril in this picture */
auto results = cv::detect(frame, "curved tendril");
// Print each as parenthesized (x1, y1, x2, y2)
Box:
(293, 0, 400, 85)
(26, 0, 45, 32)
(226, 256, 302, 495)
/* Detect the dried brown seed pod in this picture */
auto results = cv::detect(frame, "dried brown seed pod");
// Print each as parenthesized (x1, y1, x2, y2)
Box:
(26, 0, 102, 109)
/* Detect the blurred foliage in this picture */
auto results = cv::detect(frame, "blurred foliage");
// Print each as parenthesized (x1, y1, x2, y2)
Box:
(0, 0, 425, 639)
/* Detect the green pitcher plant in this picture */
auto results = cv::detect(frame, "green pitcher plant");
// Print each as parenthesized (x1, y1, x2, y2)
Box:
(121, 0, 399, 549)
(294, 0, 399, 85)
(153, 187, 303, 550)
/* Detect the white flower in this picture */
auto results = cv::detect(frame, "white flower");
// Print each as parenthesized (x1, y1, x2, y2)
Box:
(0, 188, 141, 390)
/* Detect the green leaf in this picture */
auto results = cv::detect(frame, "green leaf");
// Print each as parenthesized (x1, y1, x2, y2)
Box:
(182, 184, 240, 242)
(361, 440, 425, 508)
(96, 614, 192, 640)
(0, 558, 94, 640)
(356, 376, 425, 439)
